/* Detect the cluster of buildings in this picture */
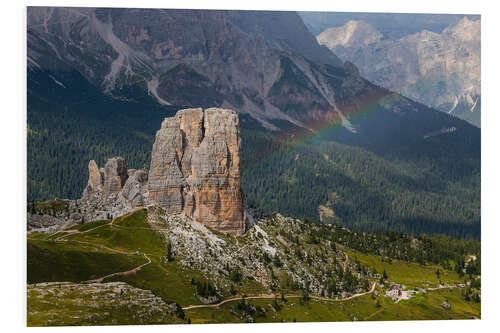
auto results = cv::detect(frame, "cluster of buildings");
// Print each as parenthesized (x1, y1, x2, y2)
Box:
(385, 284, 417, 302)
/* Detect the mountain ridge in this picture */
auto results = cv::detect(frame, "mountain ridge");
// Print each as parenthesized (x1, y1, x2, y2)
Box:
(27, 7, 480, 239)
(316, 17, 481, 127)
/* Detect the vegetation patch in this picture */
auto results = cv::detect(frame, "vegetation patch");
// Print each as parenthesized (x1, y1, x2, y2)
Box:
(65, 219, 111, 232)
(27, 282, 182, 326)
(343, 248, 461, 288)
(27, 240, 147, 283)
(185, 288, 480, 323)
(65, 211, 165, 256)
(104, 258, 204, 306)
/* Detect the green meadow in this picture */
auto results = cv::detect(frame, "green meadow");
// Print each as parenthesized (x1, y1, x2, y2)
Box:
(185, 288, 479, 323)
(27, 209, 480, 325)
(343, 248, 462, 288)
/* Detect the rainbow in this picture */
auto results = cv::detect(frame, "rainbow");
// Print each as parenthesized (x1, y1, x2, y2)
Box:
(249, 91, 402, 163)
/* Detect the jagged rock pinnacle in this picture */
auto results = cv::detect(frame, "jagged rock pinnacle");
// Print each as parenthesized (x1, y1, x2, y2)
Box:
(148, 107, 245, 235)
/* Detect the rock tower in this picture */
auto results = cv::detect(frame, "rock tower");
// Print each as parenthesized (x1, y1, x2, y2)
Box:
(82, 157, 129, 199)
(148, 108, 245, 235)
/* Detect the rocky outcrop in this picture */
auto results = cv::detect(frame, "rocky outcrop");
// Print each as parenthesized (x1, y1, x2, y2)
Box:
(82, 160, 103, 200)
(121, 169, 149, 208)
(102, 157, 129, 197)
(87, 160, 104, 192)
(27, 213, 66, 233)
(83, 157, 128, 199)
(148, 108, 245, 235)
(317, 20, 383, 50)
(78, 108, 245, 235)
(79, 157, 149, 222)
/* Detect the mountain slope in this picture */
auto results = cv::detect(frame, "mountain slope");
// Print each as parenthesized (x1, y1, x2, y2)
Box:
(27, 7, 480, 238)
(316, 18, 481, 127)
(27, 208, 481, 325)
(299, 12, 479, 39)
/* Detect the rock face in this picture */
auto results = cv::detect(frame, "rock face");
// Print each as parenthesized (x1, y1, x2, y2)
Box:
(87, 160, 104, 193)
(26, 8, 349, 131)
(81, 157, 149, 221)
(83, 157, 128, 199)
(317, 20, 383, 50)
(102, 157, 129, 197)
(148, 108, 245, 235)
(78, 108, 245, 235)
(121, 169, 149, 208)
(316, 17, 481, 127)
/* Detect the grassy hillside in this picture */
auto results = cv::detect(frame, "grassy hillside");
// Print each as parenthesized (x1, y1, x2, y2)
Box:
(27, 208, 480, 325)
(64, 211, 166, 256)
(342, 248, 461, 289)
(185, 287, 480, 323)
(27, 239, 147, 284)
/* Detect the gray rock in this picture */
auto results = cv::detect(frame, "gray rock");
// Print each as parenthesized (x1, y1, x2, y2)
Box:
(27, 213, 64, 232)
(148, 108, 245, 235)
(148, 116, 186, 213)
(70, 212, 83, 223)
(82, 160, 104, 200)
(103, 157, 129, 197)
(317, 18, 481, 126)
(121, 169, 148, 208)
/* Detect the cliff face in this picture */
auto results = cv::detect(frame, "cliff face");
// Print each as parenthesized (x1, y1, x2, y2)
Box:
(148, 108, 245, 235)
(83, 157, 128, 200)
(79, 108, 245, 235)
(317, 21, 383, 50)
(26, 7, 352, 131)
(81, 157, 149, 220)
(316, 17, 481, 127)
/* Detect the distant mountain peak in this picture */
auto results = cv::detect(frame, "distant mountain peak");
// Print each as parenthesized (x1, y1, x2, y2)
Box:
(443, 16, 480, 43)
(317, 17, 481, 127)
(316, 20, 383, 49)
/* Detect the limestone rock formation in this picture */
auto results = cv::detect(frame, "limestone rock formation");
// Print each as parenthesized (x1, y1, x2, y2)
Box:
(87, 160, 104, 192)
(103, 157, 129, 197)
(121, 169, 149, 208)
(317, 20, 383, 50)
(83, 157, 128, 199)
(148, 108, 245, 235)
(316, 17, 481, 127)
(82, 160, 103, 200)
(80, 157, 149, 222)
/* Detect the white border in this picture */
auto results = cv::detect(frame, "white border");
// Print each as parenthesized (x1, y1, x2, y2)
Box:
(2, 0, 499, 332)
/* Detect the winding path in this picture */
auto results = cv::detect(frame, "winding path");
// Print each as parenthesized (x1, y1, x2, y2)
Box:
(83, 254, 151, 283)
(182, 282, 377, 310)
(28, 217, 155, 283)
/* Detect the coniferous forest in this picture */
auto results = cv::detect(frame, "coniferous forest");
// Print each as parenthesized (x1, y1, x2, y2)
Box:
(27, 68, 480, 239)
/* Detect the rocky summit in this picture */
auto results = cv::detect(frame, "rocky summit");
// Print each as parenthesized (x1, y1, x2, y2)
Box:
(75, 108, 245, 235)
(148, 108, 245, 235)
(82, 157, 129, 200)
